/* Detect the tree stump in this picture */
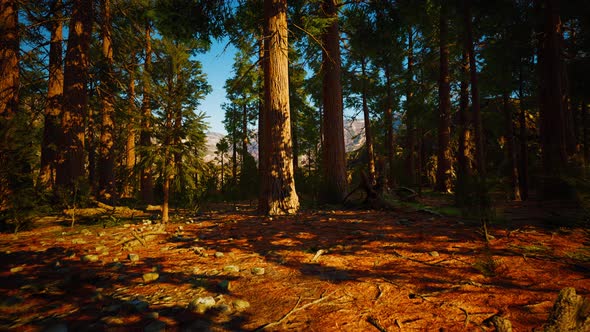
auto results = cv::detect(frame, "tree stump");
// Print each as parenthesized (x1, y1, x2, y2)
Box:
(544, 287, 590, 332)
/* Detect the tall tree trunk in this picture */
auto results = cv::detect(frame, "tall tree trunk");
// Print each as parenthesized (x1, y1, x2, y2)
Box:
(538, 0, 567, 177)
(405, 28, 416, 187)
(98, 0, 115, 202)
(361, 57, 375, 185)
(257, 31, 266, 211)
(321, 0, 347, 203)
(518, 65, 529, 200)
(140, 22, 154, 204)
(0, 0, 19, 206)
(123, 61, 136, 198)
(384, 64, 395, 188)
(259, 0, 299, 215)
(582, 101, 589, 168)
(242, 103, 248, 177)
(232, 118, 237, 184)
(56, 0, 93, 191)
(291, 105, 299, 176)
(39, 0, 63, 190)
(503, 92, 521, 201)
(456, 46, 472, 204)
(464, 0, 485, 177)
(436, 0, 452, 193)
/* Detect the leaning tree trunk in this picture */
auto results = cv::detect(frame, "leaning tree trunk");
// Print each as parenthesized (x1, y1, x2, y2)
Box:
(97, 0, 115, 202)
(436, 0, 452, 193)
(321, 0, 347, 203)
(56, 0, 93, 191)
(361, 57, 376, 185)
(259, 0, 299, 215)
(39, 0, 63, 191)
(140, 22, 154, 204)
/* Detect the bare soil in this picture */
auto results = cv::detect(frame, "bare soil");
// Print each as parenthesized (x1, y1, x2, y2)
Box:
(1, 199, 589, 331)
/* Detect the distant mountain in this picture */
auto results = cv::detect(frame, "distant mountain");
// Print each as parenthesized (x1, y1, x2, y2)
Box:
(204, 119, 366, 162)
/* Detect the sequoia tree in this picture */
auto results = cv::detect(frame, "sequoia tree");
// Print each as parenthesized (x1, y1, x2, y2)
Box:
(258, 0, 299, 215)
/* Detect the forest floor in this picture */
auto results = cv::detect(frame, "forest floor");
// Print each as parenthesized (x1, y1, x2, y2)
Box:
(0, 195, 589, 331)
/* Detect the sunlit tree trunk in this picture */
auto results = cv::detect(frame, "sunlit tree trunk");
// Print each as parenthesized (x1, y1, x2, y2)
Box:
(0, 0, 19, 205)
(361, 57, 375, 185)
(97, 0, 115, 202)
(464, 0, 485, 177)
(503, 93, 521, 201)
(140, 22, 154, 204)
(123, 61, 136, 198)
(405, 28, 416, 187)
(321, 0, 347, 203)
(40, 0, 63, 190)
(436, 0, 452, 193)
(259, 0, 299, 215)
(56, 0, 93, 190)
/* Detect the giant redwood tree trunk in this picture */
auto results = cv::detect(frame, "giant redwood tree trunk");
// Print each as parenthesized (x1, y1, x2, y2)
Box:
(140, 22, 154, 204)
(56, 0, 93, 190)
(321, 0, 347, 203)
(259, 0, 299, 215)
(538, 0, 567, 178)
(39, 0, 63, 190)
(436, 0, 452, 193)
(97, 0, 115, 202)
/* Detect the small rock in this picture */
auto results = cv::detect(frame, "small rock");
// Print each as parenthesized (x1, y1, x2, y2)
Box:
(98, 231, 106, 237)
(223, 265, 239, 273)
(81, 254, 99, 262)
(188, 296, 216, 314)
(177, 226, 183, 231)
(144, 320, 166, 332)
(251, 267, 265, 275)
(128, 253, 140, 262)
(95, 245, 108, 253)
(101, 316, 124, 325)
(232, 299, 250, 311)
(10, 266, 23, 273)
(142, 272, 159, 283)
(215, 303, 232, 314)
(81, 229, 92, 236)
(429, 251, 440, 257)
(123, 224, 131, 228)
(71, 238, 86, 244)
(214, 252, 224, 258)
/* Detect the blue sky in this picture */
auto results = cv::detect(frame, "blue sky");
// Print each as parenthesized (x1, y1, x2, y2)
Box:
(195, 38, 237, 134)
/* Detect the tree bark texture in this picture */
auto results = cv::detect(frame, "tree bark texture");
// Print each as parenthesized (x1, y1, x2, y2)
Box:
(361, 57, 375, 185)
(544, 287, 590, 332)
(56, 0, 93, 190)
(436, 0, 452, 193)
(456, 46, 472, 203)
(405, 28, 417, 187)
(140, 22, 154, 204)
(0, 0, 19, 119)
(98, 0, 116, 202)
(123, 61, 136, 198)
(40, 0, 64, 190)
(321, 0, 347, 203)
(384, 64, 395, 188)
(259, 0, 299, 215)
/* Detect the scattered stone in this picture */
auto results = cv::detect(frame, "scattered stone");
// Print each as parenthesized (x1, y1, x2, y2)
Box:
(10, 266, 23, 273)
(223, 265, 239, 273)
(53, 261, 61, 269)
(214, 252, 224, 258)
(146, 312, 159, 320)
(217, 280, 232, 291)
(81, 229, 92, 236)
(95, 245, 108, 253)
(188, 296, 216, 314)
(251, 267, 265, 275)
(128, 253, 140, 262)
(429, 251, 440, 257)
(144, 320, 166, 332)
(142, 272, 159, 283)
(232, 299, 250, 311)
(142, 219, 152, 225)
(177, 226, 183, 231)
(123, 224, 131, 228)
(81, 254, 99, 262)
(71, 238, 86, 245)
(101, 316, 124, 325)
(98, 231, 106, 237)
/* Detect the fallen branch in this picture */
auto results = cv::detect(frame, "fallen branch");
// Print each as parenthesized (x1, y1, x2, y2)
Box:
(367, 316, 388, 332)
(131, 231, 146, 246)
(254, 290, 337, 331)
(311, 249, 326, 263)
